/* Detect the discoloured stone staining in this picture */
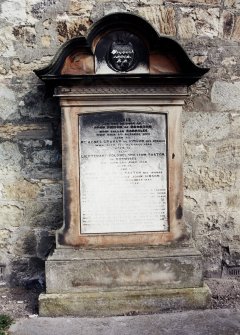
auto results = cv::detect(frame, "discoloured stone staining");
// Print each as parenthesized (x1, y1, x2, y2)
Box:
(57, 19, 92, 43)
(0, 0, 239, 285)
(13, 26, 37, 47)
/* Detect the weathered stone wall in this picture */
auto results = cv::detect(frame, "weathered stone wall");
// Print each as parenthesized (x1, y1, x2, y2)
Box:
(0, 0, 239, 286)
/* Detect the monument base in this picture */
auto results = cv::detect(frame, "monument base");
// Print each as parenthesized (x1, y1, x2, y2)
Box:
(39, 285, 211, 317)
(39, 246, 211, 316)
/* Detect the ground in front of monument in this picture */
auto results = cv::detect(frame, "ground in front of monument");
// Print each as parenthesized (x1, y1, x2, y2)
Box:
(2, 279, 240, 319)
(0, 278, 239, 334)
(8, 309, 240, 335)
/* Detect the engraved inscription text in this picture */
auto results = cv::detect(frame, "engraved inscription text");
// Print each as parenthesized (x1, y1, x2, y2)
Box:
(79, 112, 168, 234)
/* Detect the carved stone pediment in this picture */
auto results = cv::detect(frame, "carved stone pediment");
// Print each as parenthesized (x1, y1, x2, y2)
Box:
(34, 12, 208, 85)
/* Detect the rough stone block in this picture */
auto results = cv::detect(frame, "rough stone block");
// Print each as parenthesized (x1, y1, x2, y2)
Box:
(178, 17, 197, 39)
(0, 230, 11, 248)
(68, 0, 94, 15)
(0, 123, 53, 140)
(211, 81, 240, 110)
(178, 8, 220, 38)
(0, 204, 23, 229)
(232, 16, 240, 40)
(215, 139, 240, 167)
(137, 6, 176, 36)
(0, 142, 22, 175)
(39, 285, 211, 317)
(0, 0, 27, 24)
(220, 11, 234, 38)
(3, 180, 40, 200)
(24, 201, 63, 229)
(0, 84, 18, 120)
(224, 0, 236, 7)
(184, 166, 236, 191)
(183, 112, 230, 142)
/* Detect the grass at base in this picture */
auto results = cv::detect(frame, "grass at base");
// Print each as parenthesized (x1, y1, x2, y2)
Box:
(0, 315, 13, 335)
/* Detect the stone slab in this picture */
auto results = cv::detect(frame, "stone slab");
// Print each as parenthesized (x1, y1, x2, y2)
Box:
(9, 309, 240, 335)
(79, 112, 168, 234)
(39, 284, 211, 317)
(45, 247, 203, 293)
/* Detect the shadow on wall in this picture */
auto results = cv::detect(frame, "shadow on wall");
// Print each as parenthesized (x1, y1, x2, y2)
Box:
(5, 84, 63, 290)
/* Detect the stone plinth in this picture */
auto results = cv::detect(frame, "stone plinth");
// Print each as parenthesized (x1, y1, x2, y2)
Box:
(39, 246, 211, 316)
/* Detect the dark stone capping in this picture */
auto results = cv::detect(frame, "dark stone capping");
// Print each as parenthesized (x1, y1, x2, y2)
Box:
(34, 12, 209, 85)
(36, 74, 207, 87)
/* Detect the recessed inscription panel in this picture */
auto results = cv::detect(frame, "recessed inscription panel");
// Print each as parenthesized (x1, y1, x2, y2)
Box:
(79, 112, 168, 234)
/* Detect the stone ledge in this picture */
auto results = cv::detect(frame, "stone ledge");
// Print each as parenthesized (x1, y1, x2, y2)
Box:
(48, 246, 201, 260)
(39, 284, 211, 317)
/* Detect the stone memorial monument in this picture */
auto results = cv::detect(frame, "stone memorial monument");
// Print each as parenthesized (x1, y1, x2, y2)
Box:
(35, 13, 211, 316)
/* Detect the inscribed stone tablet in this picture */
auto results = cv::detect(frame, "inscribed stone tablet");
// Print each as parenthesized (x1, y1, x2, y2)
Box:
(79, 112, 168, 234)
